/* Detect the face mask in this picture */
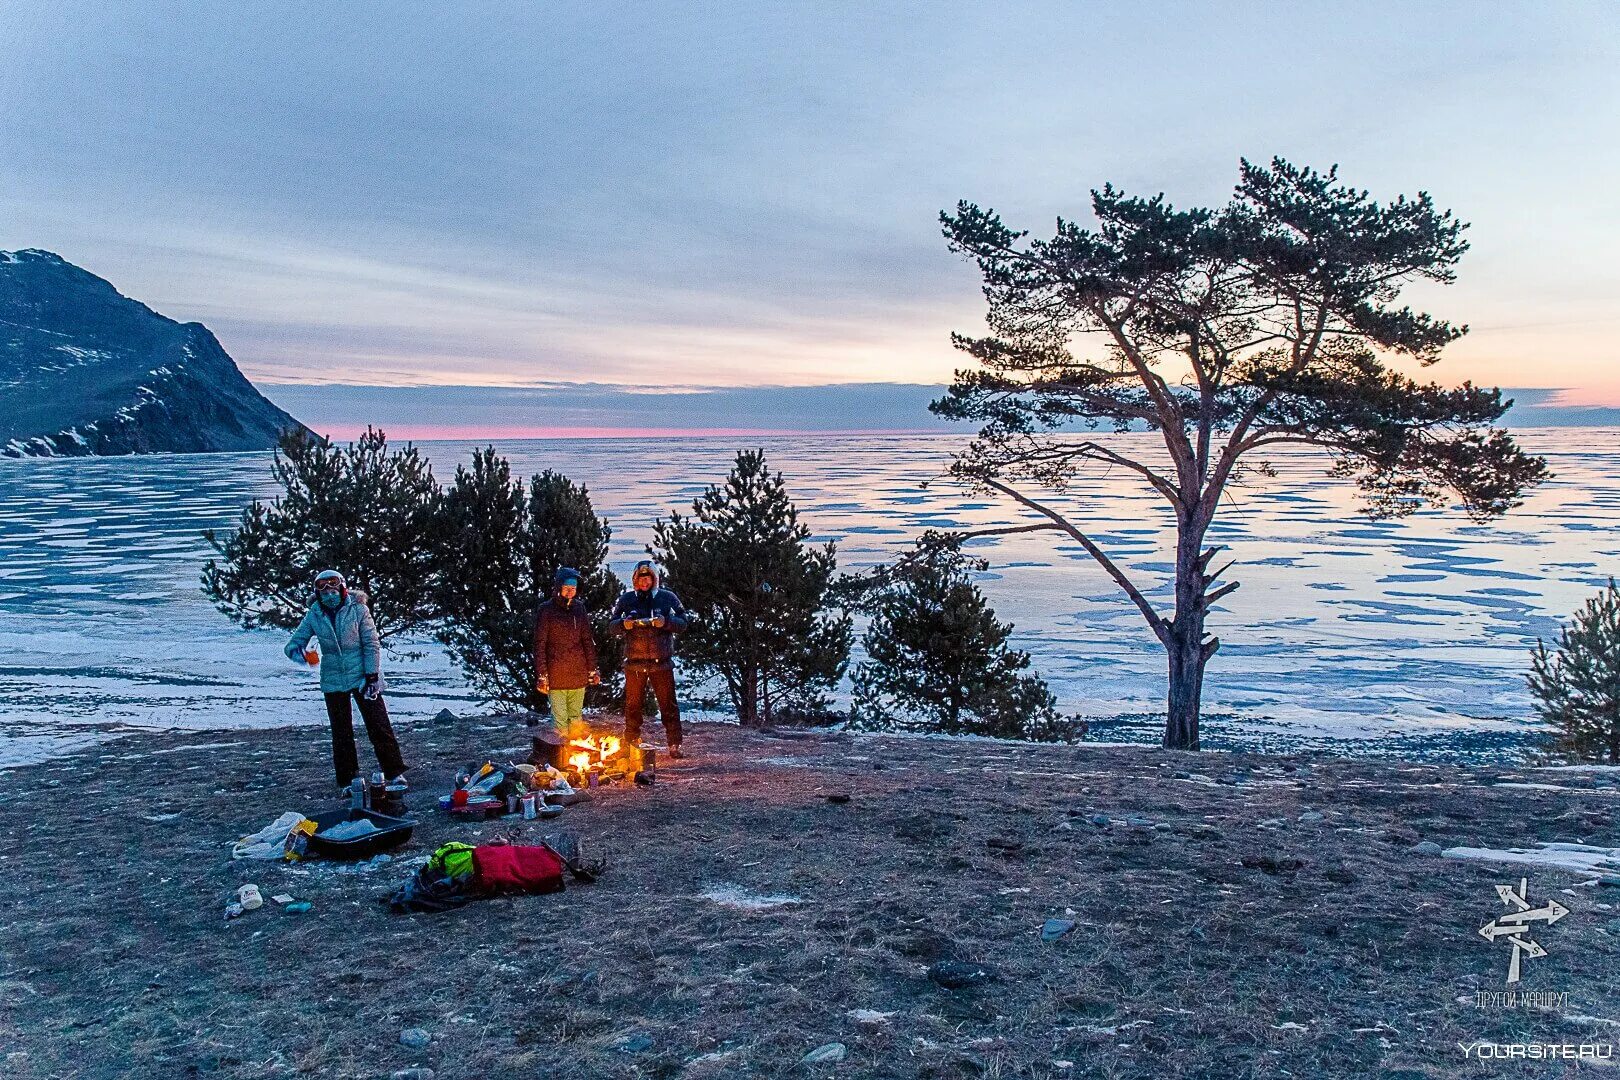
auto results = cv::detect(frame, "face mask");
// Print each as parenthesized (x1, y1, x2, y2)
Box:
(319, 590, 343, 610)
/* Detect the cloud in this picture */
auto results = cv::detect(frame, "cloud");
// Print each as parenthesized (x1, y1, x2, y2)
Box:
(1501, 388, 1620, 427)
(1, 4, 1616, 394)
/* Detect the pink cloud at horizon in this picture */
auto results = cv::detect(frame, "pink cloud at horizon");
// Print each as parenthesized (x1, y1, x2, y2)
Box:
(309, 423, 947, 442)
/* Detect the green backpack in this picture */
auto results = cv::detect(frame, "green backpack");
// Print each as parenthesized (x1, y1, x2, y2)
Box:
(426, 841, 477, 880)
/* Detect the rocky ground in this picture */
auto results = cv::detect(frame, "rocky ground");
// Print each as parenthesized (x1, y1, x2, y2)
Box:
(2, 715, 1619, 1079)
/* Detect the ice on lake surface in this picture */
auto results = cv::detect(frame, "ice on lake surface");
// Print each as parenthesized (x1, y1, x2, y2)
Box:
(0, 430, 1616, 766)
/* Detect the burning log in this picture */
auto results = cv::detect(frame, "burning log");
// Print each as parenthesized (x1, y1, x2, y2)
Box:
(529, 726, 653, 786)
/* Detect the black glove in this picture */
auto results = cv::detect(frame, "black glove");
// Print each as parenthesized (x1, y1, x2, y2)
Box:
(361, 674, 382, 701)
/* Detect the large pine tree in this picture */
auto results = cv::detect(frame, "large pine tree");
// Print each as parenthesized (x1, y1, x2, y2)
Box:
(652, 449, 851, 725)
(936, 157, 1547, 749)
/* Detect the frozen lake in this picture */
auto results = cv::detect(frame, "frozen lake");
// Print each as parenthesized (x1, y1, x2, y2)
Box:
(1, 430, 1615, 766)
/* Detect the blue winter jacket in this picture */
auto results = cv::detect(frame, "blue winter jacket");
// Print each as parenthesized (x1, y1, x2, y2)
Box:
(284, 591, 386, 694)
(610, 585, 689, 664)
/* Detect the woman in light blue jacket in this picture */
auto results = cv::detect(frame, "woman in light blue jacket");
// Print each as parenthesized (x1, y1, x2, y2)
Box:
(285, 569, 407, 790)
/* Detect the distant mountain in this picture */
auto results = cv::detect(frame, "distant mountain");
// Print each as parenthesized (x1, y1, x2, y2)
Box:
(0, 249, 307, 457)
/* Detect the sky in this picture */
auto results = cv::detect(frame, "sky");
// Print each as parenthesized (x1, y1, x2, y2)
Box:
(2, 2, 1617, 434)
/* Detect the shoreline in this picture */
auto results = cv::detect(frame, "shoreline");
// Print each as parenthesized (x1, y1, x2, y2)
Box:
(0, 709, 1555, 772)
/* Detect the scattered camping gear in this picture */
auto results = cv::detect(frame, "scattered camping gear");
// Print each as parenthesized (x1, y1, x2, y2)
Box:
(441, 758, 576, 820)
(305, 807, 416, 860)
(383, 834, 598, 914)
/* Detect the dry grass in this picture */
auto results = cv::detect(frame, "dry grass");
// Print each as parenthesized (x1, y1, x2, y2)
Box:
(2, 717, 1619, 1078)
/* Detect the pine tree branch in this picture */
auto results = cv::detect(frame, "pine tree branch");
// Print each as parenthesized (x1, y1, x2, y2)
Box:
(1072, 441, 1181, 503)
(977, 476, 1170, 644)
(956, 522, 1066, 540)
(1097, 310, 1198, 488)
(1201, 300, 1332, 527)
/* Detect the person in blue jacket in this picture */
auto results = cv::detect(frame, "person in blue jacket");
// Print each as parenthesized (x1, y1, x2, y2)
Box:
(284, 569, 408, 790)
(610, 560, 689, 757)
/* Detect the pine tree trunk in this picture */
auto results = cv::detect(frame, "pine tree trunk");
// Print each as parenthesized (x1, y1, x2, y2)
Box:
(1164, 630, 1204, 751)
(1163, 526, 1209, 751)
(738, 665, 760, 726)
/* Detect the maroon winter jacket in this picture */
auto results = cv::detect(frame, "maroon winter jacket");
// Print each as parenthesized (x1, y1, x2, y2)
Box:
(533, 599, 598, 689)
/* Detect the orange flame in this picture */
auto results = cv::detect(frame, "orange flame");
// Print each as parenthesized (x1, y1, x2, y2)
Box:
(567, 752, 593, 773)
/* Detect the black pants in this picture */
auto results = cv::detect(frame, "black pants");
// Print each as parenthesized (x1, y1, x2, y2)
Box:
(623, 663, 682, 747)
(323, 689, 406, 787)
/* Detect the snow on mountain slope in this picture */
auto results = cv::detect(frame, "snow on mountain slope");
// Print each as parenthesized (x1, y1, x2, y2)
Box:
(0, 249, 307, 457)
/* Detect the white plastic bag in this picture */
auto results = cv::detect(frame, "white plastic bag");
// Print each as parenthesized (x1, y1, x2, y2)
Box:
(231, 811, 309, 860)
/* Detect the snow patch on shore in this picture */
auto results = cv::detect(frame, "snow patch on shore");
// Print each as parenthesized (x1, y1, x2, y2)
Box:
(699, 885, 803, 911)
(1442, 842, 1620, 876)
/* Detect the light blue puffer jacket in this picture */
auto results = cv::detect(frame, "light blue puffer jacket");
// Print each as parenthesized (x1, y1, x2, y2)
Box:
(284, 591, 386, 694)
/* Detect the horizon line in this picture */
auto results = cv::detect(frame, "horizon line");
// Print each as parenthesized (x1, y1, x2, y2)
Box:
(309, 425, 951, 441)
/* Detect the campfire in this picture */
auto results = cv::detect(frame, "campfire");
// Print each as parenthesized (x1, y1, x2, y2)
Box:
(441, 726, 653, 821)
(533, 728, 651, 787)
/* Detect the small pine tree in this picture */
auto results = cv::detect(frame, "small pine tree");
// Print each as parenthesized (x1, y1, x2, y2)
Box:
(652, 449, 851, 725)
(431, 448, 532, 708)
(201, 428, 441, 641)
(433, 453, 622, 711)
(1530, 579, 1620, 762)
(853, 547, 1069, 741)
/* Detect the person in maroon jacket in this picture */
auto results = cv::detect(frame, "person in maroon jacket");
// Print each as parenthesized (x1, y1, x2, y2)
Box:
(533, 567, 600, 738)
